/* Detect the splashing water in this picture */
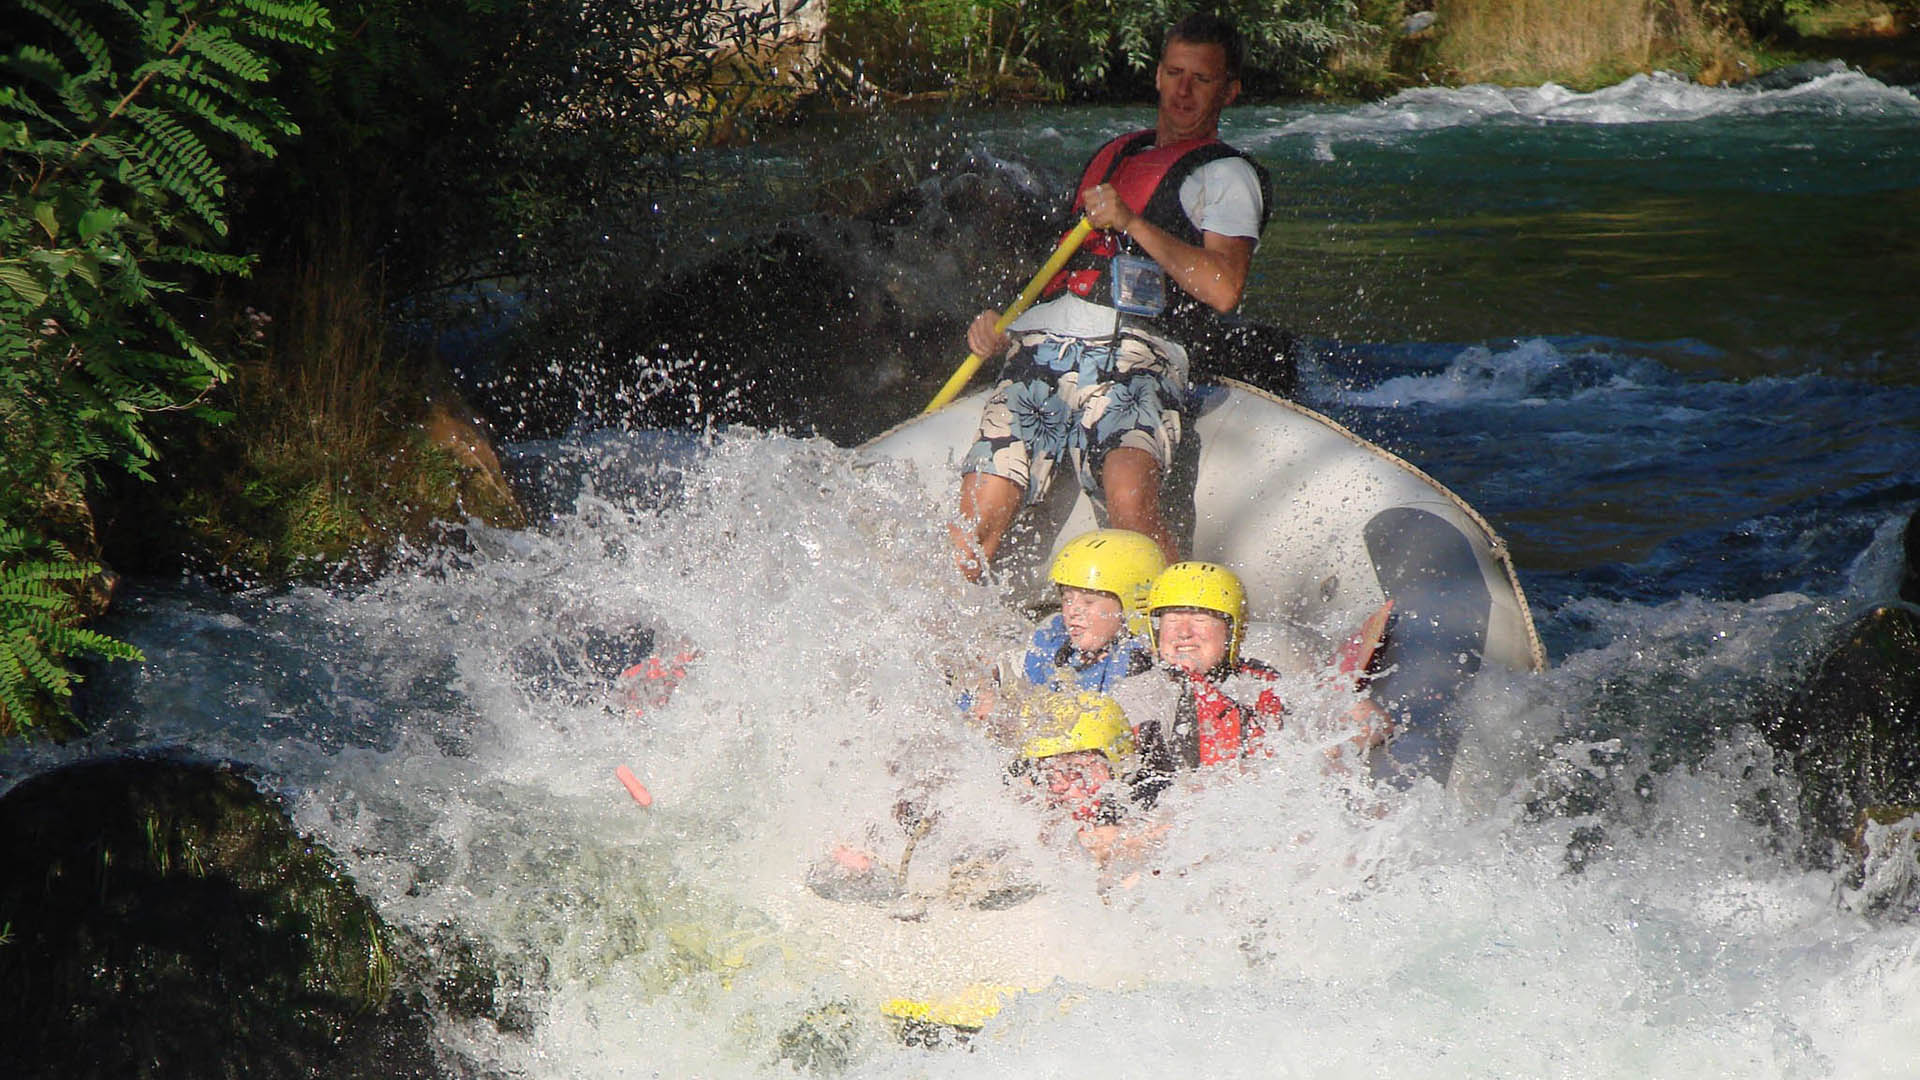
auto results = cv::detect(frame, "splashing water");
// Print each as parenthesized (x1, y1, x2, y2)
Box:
(20, 415, 1908, 1078)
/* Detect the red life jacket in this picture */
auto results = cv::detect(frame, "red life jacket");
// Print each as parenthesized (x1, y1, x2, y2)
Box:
(1182, 662, 1283, 764)
(1129, 658, 1285, 807)
(1040, 129, 1272, 312)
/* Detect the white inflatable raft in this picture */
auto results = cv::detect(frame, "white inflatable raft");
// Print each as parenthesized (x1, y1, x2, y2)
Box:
(858, 376, 1546, 789)
(781, 377, 1548, 1034)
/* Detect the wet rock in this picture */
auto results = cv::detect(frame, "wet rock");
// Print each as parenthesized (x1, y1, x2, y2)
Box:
(493, 144, 1067, 445)
(1757, 603, 1920, 869)
(1739, 59, 1849, 91)
(0, 756, 445, 1080)
(420, 376, 525, 531)
(488, 144, 1301, 446)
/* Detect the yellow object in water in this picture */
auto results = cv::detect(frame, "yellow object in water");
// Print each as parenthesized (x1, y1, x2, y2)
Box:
(1017, 691, 1133, 763)
(879, 983, 1026, 1030)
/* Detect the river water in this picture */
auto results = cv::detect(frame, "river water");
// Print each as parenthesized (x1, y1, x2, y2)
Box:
(9, 71, 1920, 1077)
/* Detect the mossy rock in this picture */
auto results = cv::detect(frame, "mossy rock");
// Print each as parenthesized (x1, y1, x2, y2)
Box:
(0, 756, 445, 1080)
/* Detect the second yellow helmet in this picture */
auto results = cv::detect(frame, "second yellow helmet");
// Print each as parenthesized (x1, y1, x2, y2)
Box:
(1147, 561, 1248, 665)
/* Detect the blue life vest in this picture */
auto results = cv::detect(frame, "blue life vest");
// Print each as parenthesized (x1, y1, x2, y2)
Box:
(1020, 614, 1153, 693)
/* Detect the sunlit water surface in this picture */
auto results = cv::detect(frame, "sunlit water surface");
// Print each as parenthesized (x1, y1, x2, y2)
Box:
(7, 73, 1920, 1077)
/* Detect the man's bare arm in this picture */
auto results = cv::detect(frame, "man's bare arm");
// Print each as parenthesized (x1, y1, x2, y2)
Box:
(1083, 181, 1255, 313)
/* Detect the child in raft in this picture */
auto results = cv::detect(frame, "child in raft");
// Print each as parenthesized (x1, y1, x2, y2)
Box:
(1108, 561, 1288, 808)
(960, 527, 1165, 734)
(807, 694, 1141, 909)
(808, 530, 1164, 905)
(1004, 690, 1134, 827)
(1092, 561, 1390, 854)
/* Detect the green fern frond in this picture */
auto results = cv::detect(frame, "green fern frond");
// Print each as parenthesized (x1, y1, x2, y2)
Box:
(151, 245, 254, 275)
(124, 102, 228, 224)
(5, 625, 73, 698)
(20, 0, 112, 76)
(0, 261, 52, 307)
(155, 83, 274, 154)
(179, 26, 273, 84)
(0, 649, 35, 718)
(59, 625, 142, 662)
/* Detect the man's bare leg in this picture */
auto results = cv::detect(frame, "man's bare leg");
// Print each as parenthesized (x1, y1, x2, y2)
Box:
(950, 471, 1024, 582)
(1101, 446, 1179, 563)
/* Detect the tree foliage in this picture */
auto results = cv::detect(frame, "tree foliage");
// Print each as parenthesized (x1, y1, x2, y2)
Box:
(0, 0, 331, 734)
(246, 0, 792, 307)
(0, 529, 141, 737)
(832, 0, 1360, 96)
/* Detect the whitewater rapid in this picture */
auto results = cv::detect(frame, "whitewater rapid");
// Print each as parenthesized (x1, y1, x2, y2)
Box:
(10, 69, 1920, 1076)
(41, 408, 1913, 1078)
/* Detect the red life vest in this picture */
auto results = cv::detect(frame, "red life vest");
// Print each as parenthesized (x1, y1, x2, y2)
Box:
(1183, 663, 1282, 764)
(1040, 129, 1271, 311)
(1129, 658, 1285, 807)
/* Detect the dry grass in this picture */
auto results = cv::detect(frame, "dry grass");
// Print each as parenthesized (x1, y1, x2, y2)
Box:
(247, 228, 400, 480)
(1431, 0, 1748, 87)
(184, 220, 520, 578)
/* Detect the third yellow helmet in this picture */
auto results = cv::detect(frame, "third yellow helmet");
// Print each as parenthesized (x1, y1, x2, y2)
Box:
(1017, 691, 1134, 763)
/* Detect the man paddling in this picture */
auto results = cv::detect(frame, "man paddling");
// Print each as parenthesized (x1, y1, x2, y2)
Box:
(950, 13, 1271, 582)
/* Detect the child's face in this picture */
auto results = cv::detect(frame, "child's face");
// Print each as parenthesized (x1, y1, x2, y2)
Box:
(1060, 586, 1125, 653)
(1157, 608, 1231, 673)
(1035, 750, 1114, 817)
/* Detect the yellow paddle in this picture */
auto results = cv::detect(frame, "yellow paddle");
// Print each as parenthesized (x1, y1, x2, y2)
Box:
(922, 218, 1095, 413)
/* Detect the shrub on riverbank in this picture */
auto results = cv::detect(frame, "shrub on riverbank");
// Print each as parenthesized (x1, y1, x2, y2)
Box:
(0, 0, 333, 737)
(828, 0, 1363, 98)
(100, 223, 526, 585)
(825, 0, 1880, 100)
(1423, 0, 1748, 87)
(1, 0, 790, 740)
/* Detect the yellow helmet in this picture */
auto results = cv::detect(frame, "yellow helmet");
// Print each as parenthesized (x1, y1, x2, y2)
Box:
(1049, 529, 1166, 637)
(1147, 561, 1248, 666)
(1017, 691, 1134, 763)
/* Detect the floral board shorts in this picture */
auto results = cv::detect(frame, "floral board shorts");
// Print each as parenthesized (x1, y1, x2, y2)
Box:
(961, 331, 1186, 507)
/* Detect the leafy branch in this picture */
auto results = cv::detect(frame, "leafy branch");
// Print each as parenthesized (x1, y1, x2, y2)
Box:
(0, 0, 331, 737)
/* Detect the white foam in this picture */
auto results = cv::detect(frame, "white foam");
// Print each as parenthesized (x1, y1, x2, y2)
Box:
(27, 426, 1920, 1078)
(1252, 70, 1920, 147)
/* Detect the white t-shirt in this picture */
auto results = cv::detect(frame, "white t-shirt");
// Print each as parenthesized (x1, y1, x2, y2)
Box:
(1008, 154, 1265, 341)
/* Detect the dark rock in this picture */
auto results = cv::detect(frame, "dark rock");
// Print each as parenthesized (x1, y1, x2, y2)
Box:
(0, 756, 447, 1080)
(1757, 604, 1920, 869)
(1739, 59, 1850, 92)
(489, 144, 1068, 446)
(1902, 505, 1920, 603)
(481, 143, 1300, 447)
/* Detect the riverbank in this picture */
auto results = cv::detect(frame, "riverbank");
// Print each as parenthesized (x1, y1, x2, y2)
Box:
(827, 0, 1919, 101)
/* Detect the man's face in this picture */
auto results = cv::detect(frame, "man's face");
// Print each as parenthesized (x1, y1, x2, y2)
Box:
(1155, 38, 1239, 144)
(1157, 608, 1231, 673)
(1060, 585, 1125, 653)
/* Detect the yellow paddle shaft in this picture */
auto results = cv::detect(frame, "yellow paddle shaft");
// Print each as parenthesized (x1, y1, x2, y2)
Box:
(922, 218, 1095, 413)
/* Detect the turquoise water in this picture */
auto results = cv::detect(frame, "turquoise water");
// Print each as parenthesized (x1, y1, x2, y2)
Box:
(7, 71, 1920, 1078)
(954, 72, 1920, 375)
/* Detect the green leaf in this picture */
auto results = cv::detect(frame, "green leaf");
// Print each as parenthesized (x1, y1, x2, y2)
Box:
(76, 207, 124, 242)
(0, 263, 50, 307)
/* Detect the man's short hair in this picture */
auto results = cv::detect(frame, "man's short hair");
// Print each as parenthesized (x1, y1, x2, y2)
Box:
(1165, 12, 1245, 80)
